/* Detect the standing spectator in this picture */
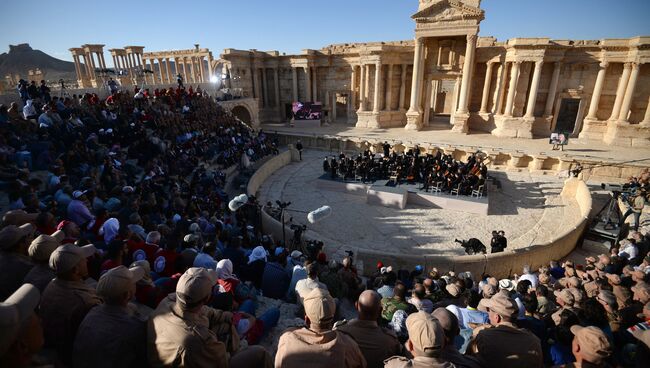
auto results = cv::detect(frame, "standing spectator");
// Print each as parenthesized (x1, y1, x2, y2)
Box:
(295, 140, 303, 160)
(67, 190, 95, 228)
(620, 189, 646, 231)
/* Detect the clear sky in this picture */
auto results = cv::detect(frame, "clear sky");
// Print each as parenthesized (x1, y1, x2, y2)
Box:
(1, 0, 649, 65)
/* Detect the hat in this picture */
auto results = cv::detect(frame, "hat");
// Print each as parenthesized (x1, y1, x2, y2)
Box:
(193, 253, 217, 270)
(415, 265, 423, 272)
(176, 267, 217, 307)
(303, 288, 336, 327)
(570, 325, 612, 363)
(446, 284, 461, 298)
(498, 279, 515, 291)
(72, 190, 87, 199)
(0, 284, 40, 355)
(632, 282, 650, 298)
(49, 244, 96, 274)
(479, 291, 518, 318)
(481, 283, 497, 298)
(406, 312, 444, 356)
(290, 250, 303, 259)
(183, 234, 199, 243)
(605, 273, 621, 285)
(376, 261, 384, 269)
(594, 262, 606, 271)
(539, 273, 551, 285)
(97, 265, 145, 300)
(597, 290, 617, 307)
(122, 186, 134, 193)
(274, 247, 285, 257)
(583, 281, 600, 298)
(0, 223, 35, 250)
(431, 307, 460, 337)
(554, 289, 575, 306)
(631, 270, 646, 282)
(2, 210, 38, 226)
(56, 220, 72, 231)
(630, 329, 650, 349)
(613, 285, 632, 305)
(188, 223, 200, 234)
(28, 230, 64, 262)
(585, 256, 597, 264)
(567, 276, 582, 288)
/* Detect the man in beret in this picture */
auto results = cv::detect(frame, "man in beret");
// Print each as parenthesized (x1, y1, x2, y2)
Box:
(0, 284, 43, 368)
(23, 229, 65, 292)
(0, 223, 35, 300)
(39, 244, 101, 366)
(384, 311, 455, 367)
(275, 288, 365, 368)
(335, 290, 401, 368)
(73, 265, 147, 368)
(570, 325, 612, 367)
(432, 307, 481, 368)
(470, 292, 543, 368)
(148, 267, 272, 368)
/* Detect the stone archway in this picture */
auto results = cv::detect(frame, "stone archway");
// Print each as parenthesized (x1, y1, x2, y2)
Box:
(232, 105, 252, 124)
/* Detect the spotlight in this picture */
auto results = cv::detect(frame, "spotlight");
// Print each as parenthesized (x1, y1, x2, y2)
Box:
(210, 75, 219, 84)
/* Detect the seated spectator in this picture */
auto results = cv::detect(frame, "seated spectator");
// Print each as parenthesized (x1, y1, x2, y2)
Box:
(275, 288, 365, 367)
(147, 267, 272, 367)
(408, 283, 433, 313)
(73, 265, 147, 368)
(295, 261, 327, 305)
(569, 325, 613, 367)
(40, 244, 101, 365)
(381, 281, 416, 323)
(24, 229, 65, 292)
(101, 240, 128, 273)
(432, 307, 482, 368)
(335, 290, 401, 368)
(0, 223, 35, 300)
(384, 311, 454, 367)
(0, 284, 42, 368)
(447, 289, 488, 330)
(470, 291, 543, 368)
(261, 250, 290, 299)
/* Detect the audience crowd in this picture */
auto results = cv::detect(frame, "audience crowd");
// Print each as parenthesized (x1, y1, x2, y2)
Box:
(1, 82, 650, 368)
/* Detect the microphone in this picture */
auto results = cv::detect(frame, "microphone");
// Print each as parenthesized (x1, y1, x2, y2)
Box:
(228, 194, 249, 211)
(307, 205, 332, 224)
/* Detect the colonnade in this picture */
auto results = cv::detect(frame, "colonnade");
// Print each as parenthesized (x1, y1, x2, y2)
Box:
(69, 45, 109, 87)
(351, 62, 410, 113)
(142, 54, 212, 85)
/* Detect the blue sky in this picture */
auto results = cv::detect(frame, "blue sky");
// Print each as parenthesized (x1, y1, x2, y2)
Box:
(1, 0, 648, 65)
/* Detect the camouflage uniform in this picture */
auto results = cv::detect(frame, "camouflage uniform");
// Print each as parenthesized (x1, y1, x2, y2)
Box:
(381, 296, 412, 322)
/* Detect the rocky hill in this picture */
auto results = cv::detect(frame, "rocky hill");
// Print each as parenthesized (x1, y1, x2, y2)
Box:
(0, 43, 77, 81)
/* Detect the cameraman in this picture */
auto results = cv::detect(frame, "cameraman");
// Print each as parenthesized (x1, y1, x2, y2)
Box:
(490, 230, 507, 253)
(620, 188, 646, 231)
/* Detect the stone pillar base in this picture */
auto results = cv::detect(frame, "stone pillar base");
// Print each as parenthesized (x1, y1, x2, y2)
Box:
(405, 110, 423, 130)
(491, 116, 533, 138)
(451, 112, 470, 134)
(578, 118, 607, 141)
(603, 120, 650, 147)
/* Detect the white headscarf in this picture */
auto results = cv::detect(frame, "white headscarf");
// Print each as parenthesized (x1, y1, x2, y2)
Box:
(248, 246, 267, 264)
(216, 259, 235, 280)
(99, 217, 120, 243)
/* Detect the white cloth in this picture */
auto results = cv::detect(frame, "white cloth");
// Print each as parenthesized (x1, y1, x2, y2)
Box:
(247, 246, 267, 264)
(518, 273, 539, 288)
(216, 259, 235, 280)
(99, 218, 120, 243)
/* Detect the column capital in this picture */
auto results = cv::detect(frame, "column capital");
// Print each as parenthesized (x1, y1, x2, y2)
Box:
(623, 62, 634, 69)
(466, 33, 478, 43)
(599, 61, 609, 69)
(415, 37, 425, 46)
(534, 60, 544, 67)
(512, 60, 522, 66)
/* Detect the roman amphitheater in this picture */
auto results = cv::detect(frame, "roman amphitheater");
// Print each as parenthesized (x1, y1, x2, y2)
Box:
(9, 0, 650, 276)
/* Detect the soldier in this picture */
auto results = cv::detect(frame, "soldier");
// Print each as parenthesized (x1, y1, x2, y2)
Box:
(381, 282, 416, 322)
(470, 292, 543, 368)
(275, 288, 366, 368)
(148, 267, 272, 368)
(335, 290, 401, 368)
(40, 244, 102, 366)
(0, 284, 42, 368)
(23, 229, 65, 293)
(431, 308, 482, 368)
(383, 311, 456, 367)
(0, 223, 35, 300)
(73, 265, 147, 368)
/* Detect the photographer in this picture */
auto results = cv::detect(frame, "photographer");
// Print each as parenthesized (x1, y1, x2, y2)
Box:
(491, 230, 507, 253)
(620, 188, 646, 231)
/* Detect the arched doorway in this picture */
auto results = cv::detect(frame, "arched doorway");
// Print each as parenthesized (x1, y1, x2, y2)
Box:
(232, 105, 252, 124)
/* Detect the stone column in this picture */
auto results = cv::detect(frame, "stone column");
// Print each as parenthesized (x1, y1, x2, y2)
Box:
(642, 96, 650, 126)
(385, 64, 394, 111)
(456, 34, 477, 114)
(524, 60, 544, 119)
(358, 64, 366, 112)
(98, 53, 107, 69)
(373, 62, 383, 113)
(182, 58, 189, 84)
(291, 67, 298, 101)
(190, 57, 197, 83)
(305, 66, 312, 101)
(609, 62, 632, 120)
(273, 67, 280, 109)
(504, 61, 521, 117)
(165, 58, 173, 84)
(544, 62, 562, 117)
(586, 61, 608, 120)
(399, 64, 407, 111)
(618, 62, 640, 123)
(312, 67, 318, 102)
(350, 65, 357, 109)
(157, 59, 165, 84)
(111, 55, 118, 70)
(479, 61, 494, 113)
(72, 55, 82, 80)
(261, 67, 268, 108)
(253, 67, 261, 100)
(406, 37, 425, 117)
(199, 56, 206, 83)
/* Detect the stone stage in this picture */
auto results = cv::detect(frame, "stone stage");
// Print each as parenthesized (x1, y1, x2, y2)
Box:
(315, 176, 489, 215)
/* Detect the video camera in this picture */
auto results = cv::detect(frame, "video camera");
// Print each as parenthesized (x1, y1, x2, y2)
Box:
(454, 238, 487, 255)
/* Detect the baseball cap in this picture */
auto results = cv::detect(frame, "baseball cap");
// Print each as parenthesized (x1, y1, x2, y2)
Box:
(183, 234, 199, 243)
(406, 311, 444, 357)
(431, 307, 460, 337)
(2, 210, 38, 226)
(554, 289, 575, 305)
(597, 290, 617, 307)
(446, 284, 461, 298)
(290, 250, 303, 259)
(566, 276, 582, 288)
(605, 273, 621, 285)
(303, 288, 336, 328)
(570, 325, 612, 363)
(568, 287, 585, 304)
(28, 230, 65, 262)
(0, 223, 35, 250)
(175, 267, 217, 307)
(498, 279, 515, 291)
(583, 281, 599, 298)
(630, 328, 650, 349)
(0, 284, 40, 355)
(632, 282, 650, 298)
(193, 252, 217, 270)
(479, 291, 518, 318)
(72, 190, 87, 199)
(49, 244, 96, 274)
(97, 265, 145, 300)
(481, 283, 497, 298)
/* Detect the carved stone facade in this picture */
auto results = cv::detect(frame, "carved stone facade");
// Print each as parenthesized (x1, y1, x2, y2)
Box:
(142, 44, 214, 86)
(216, 0, 649, 146)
